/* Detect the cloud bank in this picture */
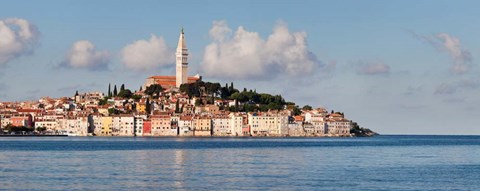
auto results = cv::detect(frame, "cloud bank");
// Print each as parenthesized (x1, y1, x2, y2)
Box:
(200, 20, 321, 80)
(121, 34, 174, 71)
(60, 40, 110, 70)
(0, 18, 39, 65)
(414, 32, 472, 74)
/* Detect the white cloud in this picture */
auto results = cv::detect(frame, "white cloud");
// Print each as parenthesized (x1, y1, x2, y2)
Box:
(0, 18, 39, 65)
(61, 40, 110, 70)
(121, 34, 174, 71)
(356, 60, 390, 75)
(414, 32, 472, 74)
(200, 20, 321, 80)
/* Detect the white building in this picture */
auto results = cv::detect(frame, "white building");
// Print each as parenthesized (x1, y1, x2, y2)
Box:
(178, 116, 193, 136)
(248, 112, 288, 136)
(112, 115, 135, 136)
(229, 113, 243, 136)
(212, 116, 230, 136)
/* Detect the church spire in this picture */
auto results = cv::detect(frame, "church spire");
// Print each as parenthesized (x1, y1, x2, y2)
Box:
(177, 27, 187, 50)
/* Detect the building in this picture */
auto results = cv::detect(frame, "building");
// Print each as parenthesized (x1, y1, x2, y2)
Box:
(229, 113, 243, 136)
(193, 116, 212, 136)
(144, 76, 200, 90)
(178, 116, 193, 136)
(151, 115, 176, 136)
(143, 29, 200, 90)
(212, 115, 230, 136)
(112, 115, 135, 136)
(248, 112, 288, 136)
(176, 28, 188, 87)
(143, 120, 151, 136)
(101, 116, 112, 136)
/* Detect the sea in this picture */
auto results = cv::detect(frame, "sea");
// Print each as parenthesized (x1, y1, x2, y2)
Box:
(0, 135, 479, 191)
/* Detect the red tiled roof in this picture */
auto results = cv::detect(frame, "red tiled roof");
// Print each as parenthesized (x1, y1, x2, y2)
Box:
(148, 76, 200, 80)
(16, 109, 42, 113)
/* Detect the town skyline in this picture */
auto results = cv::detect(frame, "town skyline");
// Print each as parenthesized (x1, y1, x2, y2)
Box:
(1, 0, 479, 135)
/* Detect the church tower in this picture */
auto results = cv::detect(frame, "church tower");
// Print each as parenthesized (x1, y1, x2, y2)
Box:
(176, 28, 188, 88)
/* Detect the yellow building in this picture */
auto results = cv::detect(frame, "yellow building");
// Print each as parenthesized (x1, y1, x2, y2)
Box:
(101, 116, 112, 136)
(193, 117, 212, 136)
(137, 102, 146, 113)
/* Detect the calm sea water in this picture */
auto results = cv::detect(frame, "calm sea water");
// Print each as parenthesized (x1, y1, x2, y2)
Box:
(0, 135, 479, 191)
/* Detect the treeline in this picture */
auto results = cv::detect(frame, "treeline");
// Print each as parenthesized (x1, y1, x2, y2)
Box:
(350, 122, 378, 136)
(98, 83, 145, 105)
(180, 80, 288, 112)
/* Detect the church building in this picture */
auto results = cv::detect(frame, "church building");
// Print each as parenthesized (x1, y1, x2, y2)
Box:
(144, 28, 200, 90)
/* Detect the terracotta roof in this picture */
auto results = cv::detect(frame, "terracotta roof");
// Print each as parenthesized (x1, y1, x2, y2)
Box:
(180, 116, 193, 121)
(148, 76, 200, 80)
(294, 116, 304, 121)
(16, 109, 42, 113)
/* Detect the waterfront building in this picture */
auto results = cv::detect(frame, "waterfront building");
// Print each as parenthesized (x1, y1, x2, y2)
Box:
(134, 117, 144, 136)
(178, 116, 193, 136)
(212, 115, 230, 136)
(112, 115, 135, 136)
(248, 112, 288, 136)
(229, 113, 243, 136)
(11, 115, 33, 127)
(34, 119, 57, 132)
(142, 120, 151, 136)
(101, 116, 112, 136)
(151, 115, 175, 136)
(193, 116, 212, 136)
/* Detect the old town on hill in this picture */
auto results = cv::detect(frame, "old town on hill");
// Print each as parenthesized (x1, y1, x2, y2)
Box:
(0, 29, 375, 137)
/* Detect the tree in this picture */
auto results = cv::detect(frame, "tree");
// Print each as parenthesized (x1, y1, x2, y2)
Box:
(139, 86, 143, 91)
(113, 85, 118, 96)
(145, 84, 164, 98)
(302, 105, 313, 111)
(117, 89, 133, 99)
(293, 106, 302, 115)
(120, 84, 125, 92)
(108, 83, 112, 97)
(99, 97, 108, 105)
(195, 98, 202, 106)
(108, 108, 120, 115)
(146, 98, 151, 114)
(175, 99, 180, 113)
(36, 126, 47, 132)
(75, 90, 79, 96)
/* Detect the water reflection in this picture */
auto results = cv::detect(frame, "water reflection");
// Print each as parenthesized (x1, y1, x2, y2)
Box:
(173, 149, 186, 190)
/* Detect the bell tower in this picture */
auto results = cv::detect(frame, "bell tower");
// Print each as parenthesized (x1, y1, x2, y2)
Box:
(176, 28, 188, 88)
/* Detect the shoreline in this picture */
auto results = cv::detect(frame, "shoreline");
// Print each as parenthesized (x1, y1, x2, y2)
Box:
(0, 134, 374, 138)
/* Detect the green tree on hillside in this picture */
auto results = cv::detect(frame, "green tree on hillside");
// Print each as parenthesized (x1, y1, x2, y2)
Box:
(145, 84, 164, 98)
(113, 85, 118, 96)
(302, 105, 313, 111)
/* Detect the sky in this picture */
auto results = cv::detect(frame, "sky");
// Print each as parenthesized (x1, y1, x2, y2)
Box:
(0, 0, 479, 135)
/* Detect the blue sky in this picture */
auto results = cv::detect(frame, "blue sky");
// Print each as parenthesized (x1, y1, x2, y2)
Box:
(1, 0, 479, 134)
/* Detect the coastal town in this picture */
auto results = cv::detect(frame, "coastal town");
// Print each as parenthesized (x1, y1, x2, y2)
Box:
(0, 29, 364, 137)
